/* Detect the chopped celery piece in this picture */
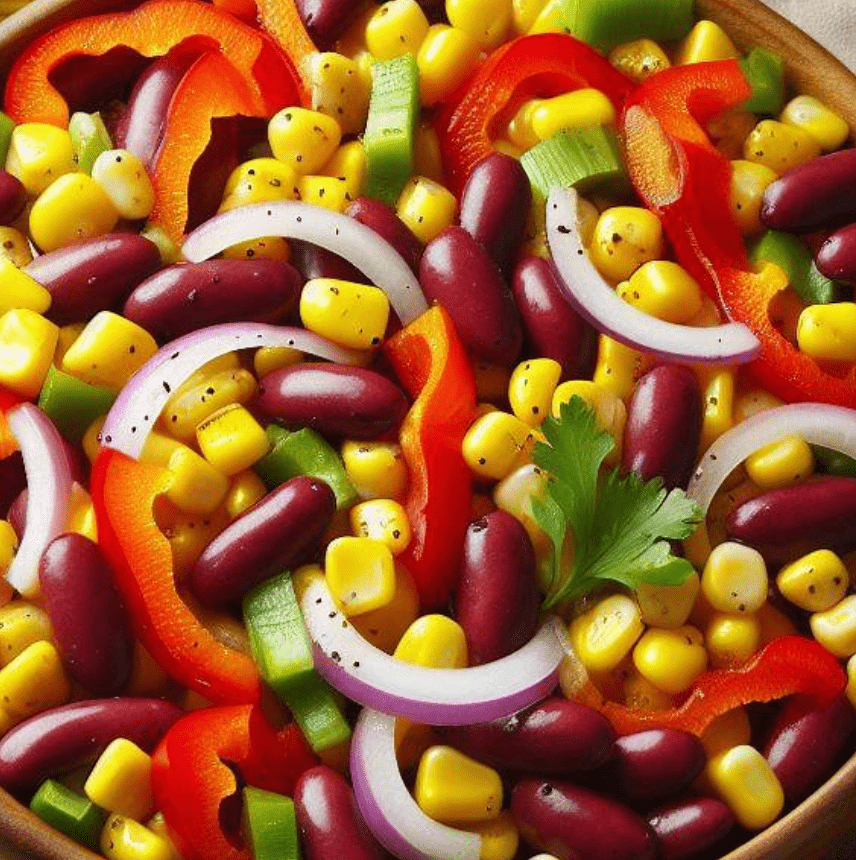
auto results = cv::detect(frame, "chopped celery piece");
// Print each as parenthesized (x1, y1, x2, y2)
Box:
(364, 54, 420, 205)
(521, 126, 627, 203)
(560, 0, 693, 52)
(286, 672, 352, 752)
(740, 48, 785, 115)
(0, 111, 14, 164)
(30, 780, 106, 851)
(38, 364, 117, 444)
(68, 112, 113, 175)
(243, 787, 301, 860)
(812, 445, 856, 478)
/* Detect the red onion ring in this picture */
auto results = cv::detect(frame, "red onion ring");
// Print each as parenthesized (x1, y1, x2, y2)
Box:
(546, 188, 761, 365)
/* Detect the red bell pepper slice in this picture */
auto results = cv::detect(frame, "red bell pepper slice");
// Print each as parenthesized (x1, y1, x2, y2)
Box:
(255, 0, 316, 99)
(91, 447, 263, 705)
(384, 306, 478, 610)
(597, 636, 846, 737)
(152, 705, 316, 860)
(436, 33, 635, 195)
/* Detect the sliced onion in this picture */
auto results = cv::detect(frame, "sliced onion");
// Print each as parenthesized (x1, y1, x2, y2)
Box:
(687, 403, 856, 514)
(4, 404, 73, 598)
(181, 201, 428, 326)
(101, 323, 364, 460)
(299, 575, 564, 724)
(351, 708, 481, 860)
(546, 188, 761, 365)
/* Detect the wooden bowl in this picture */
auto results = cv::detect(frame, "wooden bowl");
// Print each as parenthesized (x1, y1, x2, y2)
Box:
(1, 0, 855, 858)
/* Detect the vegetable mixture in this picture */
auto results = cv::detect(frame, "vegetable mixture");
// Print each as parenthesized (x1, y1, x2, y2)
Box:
(1, 0, 856, 858)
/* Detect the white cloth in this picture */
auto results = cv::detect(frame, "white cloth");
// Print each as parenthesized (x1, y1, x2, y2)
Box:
(763, 0, 856, 70)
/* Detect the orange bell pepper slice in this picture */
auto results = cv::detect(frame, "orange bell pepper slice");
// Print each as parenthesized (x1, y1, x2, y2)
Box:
(255, 0, 316, 99)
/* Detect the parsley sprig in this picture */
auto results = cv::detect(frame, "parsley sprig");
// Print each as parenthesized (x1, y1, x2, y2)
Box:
(532, 396, 701, 608)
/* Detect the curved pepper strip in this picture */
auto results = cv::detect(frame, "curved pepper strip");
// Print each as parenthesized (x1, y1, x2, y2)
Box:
(255, 0, 316, 99)
(91, 447, 263, 705)
(384, 306, 478, 610)
(3, 0, 298, 125)
(596, 636, 846, 737)
(152, 705, 316, 860)
(436, 33, 636, 195)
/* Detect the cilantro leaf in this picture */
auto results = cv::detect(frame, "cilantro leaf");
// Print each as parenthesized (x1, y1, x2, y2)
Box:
(532, 396, 701, 606)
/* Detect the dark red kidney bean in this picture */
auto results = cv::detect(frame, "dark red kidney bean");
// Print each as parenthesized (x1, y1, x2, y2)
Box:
(295, 766, 388, 860)
(7, 489, 26, 539)
(420, 227, 523, 366)
(761, 149, 856, 234)
(185, 115, 240, 232)
(454, 511, 539, 664)
(291, 240, 364, 283)
(512, 778, 657, 860)
(123, 258, 301, 341)
(39, 534, 134, 696)
(623, 365, 701, 490)
(190, 476, 336, 609)
(255, 364, 409, 440)
(459, 153, 531, 276)
(0, 452, 25, 520)
(647, 797, 735, 860)
(725, 476, 856, 565)
(0, 170, 26, 225)
(512, 256, 597, 379)
(346, 197, 423, 275)
(816, 223, 856, 282)
(0, 698, 182, 796)
(26, 234, 162, 325)
(764, 694, 856, 806)
(295, 0, 365, 50)
(444, 696, 615, 774)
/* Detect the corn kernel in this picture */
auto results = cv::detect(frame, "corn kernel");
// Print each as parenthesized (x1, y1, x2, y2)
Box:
(415, 745, 502, 824)
(780, 95, 850, 153)
(511, 0, 546, 32)
(366, 0, 430, 58)
(144, 812, 183, 860)
(505, 99, 543, 151)
(617, 260, 703, 324)
(462, 411, 537, 481)
(632, 625, 708, 695)
(701, 541, 768, 615)
(446, 0, 511, 47)
(744, 435, 813, 490)
(6, 123, 75, 196)
(676, 20, 739, 65)
(777, 549, 848, 613)
(320, 140, 368, 200)
(493, 463, 550, 557)
(623, 668, 677, 711)
(254, 345, 303, 378)
(91, 149, 154, 220)
(410, 122, 443, 185)
(0, 521, 17, 576)
(464, 810, 519, 860)
(698, 368, 735, 452)
(224, 471, 267, 519)
(417, 24, 479, 107)
(526, 0, 563, 34)
(589, 207, 664, 282)
(53, 322, 84, 366)
(341, 440, 408, 500)
(396, 176, 457, 244)
(144, 437, 230, 515)
(810, 594, 856, 658)
(153, 500, 229, 579)
(298, 174, 353, 212)
(268, 107, 341, 175)
(551, 379, 625, 461)
(733, 388, 784, 423)
(701, 707, 752, 759)
(82, 415, 106, 464)
(350, 563, 420, 653)
(0, 640, 69, 722)
(757, 600, 798, 645)
(196, 404, 270, 477)
(531, 89, 616, 142)
(575, 594, 644, 674)
(608, 39, 670, 82)
(797, 302, 856, 363)
(350, 499, 411, 555)
(593, 334, 654, 403)
(0, 601, 52, 667)
(0, 308, 59, 398)
(66, 482, 98, 541)
(85, 739, 154, 821)
(846, 653, 856, 712)
(706, 612, 761, 669)
(308, 52, 371, 136)
(635, 572, 700, 630)
(707, 745, 784, 830)
(325, 536, 396, 616)
(394, 614, 468, 667)
(101, 814, 174, 860)
(744, 120, 821, 175)
(300, 278, 390, 349)
(730, 160, 778, 237)
(0, 226, 34, 267)
(0, 258, 50, 315)
(508, 358, 562, 427)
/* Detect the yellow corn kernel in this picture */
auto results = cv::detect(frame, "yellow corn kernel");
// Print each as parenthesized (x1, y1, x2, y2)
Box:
(635, 572, 700, 630)
(145, 813, 183, 860)
(308, 52, 371, 136)
(91, 149, 154, 220)
(464, 810, 519, 860)
(574, 594, 644, 674)
(623, 668, 676, 711)
(0, 226, 34, 267)
(222, 157, 299, 206)
(616, 260, 703, 324)
(757, 600, 798, 645)
(0, 601, 52, 667)
(394, 614, 468, 667)
(527, 0, 563, 34)
(0, 521, 17, 576)
(705, 612, 761, 669)
(101, 814, 174, 860)
(702, 541, 768, 615)
(298, 174, 354, 212)
(0, 307, 59, 397)
(777, 549, 848, 613)
(321, 140, 368, 200)
(5, 123, 76, 195)
(350, 563, 420, 652)
(396, 176, 458, 244)
(446, 0, 511, 46)
(707, 745, 784, 830)
(846, 653, 856, 712)
(325, 535, 396, 616)
(797, 302, 856, 363)
(632, 625, 708, 695)
(195, 404, 270, 477)
(493, 463, 549, 555)
(551, 379, 626, 462)
(66, 482, 98, 541)
(780, 95, 850, 153)
(366, 0, 429, 58)
(608, 39, 670, 83)
(0, 640, 69, 722)
(531, 89, 616, 142)
(85, 738, 154, 821)
(341, 440, 408, 501)
(810, 594, 856, 658)
(701, 707, 752, 759)
(158, 504, 231, 582)
(508, 358, 562, 428)
(54, 322, 85, 366)
(224, 470, 267, 519)
(744, 120, 822, 176)
(733, 388, 784, 423)
(350, 499, 411, 555)
(505, 99, 543, 151)
(82, 415, 106, 464)
(589, 207, 664, 282)
(593, 334, 654, 403)
(698, 368, 735, 452)
(254, 345, 303, 378)
(512, 0, 547, 34)
(413, 122, 445, 184)
(268, 107, 341, 175)
(744, 435, 813, 490)
(0, 258, 50, 315)
(730, 159, 778, 237)
(149, 441, 230, 515)
(676, 20, 739, 65)
(417, 24, 479, 107)
(462, 411, 537, 482)
(300, 278, 390, 349)
(223, 235, 291, 262)
(415, 745, 502, 824)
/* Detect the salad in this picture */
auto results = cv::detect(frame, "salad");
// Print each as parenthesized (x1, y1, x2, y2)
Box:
(0, 0, 856, 858)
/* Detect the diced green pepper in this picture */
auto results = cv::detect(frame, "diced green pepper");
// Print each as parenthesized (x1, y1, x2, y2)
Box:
(30, 780, 106, 851)
(811, 445, 856, 478)
(286, 672, 352, 753)
(0, 111, 14, 165)
(242, 787, 301, 860)
(740, 48, 785, 115)
(38, 364, 117, 444)
(68, 112, 113, 175)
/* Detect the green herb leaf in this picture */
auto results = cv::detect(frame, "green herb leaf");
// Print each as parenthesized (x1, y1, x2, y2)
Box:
(532, 396, 701, 606)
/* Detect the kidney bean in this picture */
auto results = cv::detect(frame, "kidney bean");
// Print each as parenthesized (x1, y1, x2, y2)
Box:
(186, 116, 241, 232)
(123, 258, 301, 341)
(623, 365, 701, 490)
(459, 153, 531, 276)
(725, 476, 856, 565)
(0, 170, 26, 225)
(294, 766, 388, 860)
(454, 512, 540, 664)
(647, 797, 735, 860)
(190, 476, 336, 609)
(761, 149, 856, 234)
(25, 233, 162, 325)
(38, 534, 134, 696)
(420, 227, 523, 366)
(291, 241, 364, 283)
(444, 697, 615, 775)
(764, 694, 855, 806)
(347, 197, 423, 275)
(255, 364, 409, 440)
(295, 0, 365, 50)
(512, 256, 597, 379)
(0, 452, 25, 520)
(0, 698, 182, 796)
(816, 223, 856, 282)
(512, 778, 657, 860)
(6, 489, 25, 539)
